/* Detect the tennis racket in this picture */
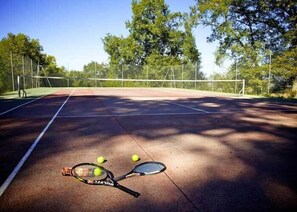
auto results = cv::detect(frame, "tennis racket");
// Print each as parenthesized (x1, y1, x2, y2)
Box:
(114, 161, 166, 182)
(62, 163, 140, 197)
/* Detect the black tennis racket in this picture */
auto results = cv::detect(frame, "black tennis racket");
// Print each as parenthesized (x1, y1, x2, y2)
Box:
(62, 163, 140, 197)
(115, 161, 166, 182)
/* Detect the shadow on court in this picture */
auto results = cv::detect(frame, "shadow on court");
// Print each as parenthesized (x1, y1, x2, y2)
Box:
(0, 92, 297, 211)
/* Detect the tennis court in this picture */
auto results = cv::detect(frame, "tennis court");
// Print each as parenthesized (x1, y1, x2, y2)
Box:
(0, 88, 297, 211)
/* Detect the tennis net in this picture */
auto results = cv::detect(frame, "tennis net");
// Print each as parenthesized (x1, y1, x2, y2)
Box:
(19, 75, 245, 95)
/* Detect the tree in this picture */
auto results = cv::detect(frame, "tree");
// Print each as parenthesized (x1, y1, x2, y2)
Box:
(1, 33, 47, 64)
(0, 33, 45, 92)
(0, 33, 67, 93)
(0, 55, 7, 91)
(42, 55, 66, 77)
(191, 0, 296, 59)
(191, 0, 297, 96)
(103, 0, 201, 67)
(271, 47, 297, 95)
(102, 34, 138, 65)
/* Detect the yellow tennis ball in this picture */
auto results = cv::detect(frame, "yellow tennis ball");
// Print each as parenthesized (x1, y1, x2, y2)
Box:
(94, 168, 102, 176)
(97, 156, 105, 164)
(132, 154, 139, 162)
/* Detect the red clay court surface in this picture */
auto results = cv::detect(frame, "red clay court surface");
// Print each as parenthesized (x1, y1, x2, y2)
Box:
(0, 88, 297, 211)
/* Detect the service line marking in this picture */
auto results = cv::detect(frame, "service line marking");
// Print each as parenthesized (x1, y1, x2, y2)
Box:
(56, 111, 237, 119)
(57, 112, 206, 118)
(0, 89, 75, 197)
(162, 100, 210, 113)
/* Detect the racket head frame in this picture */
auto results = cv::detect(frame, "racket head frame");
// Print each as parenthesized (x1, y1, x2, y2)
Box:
(71, 163, 112, 185)
(133, 161, 166, 175)
(68, 163, 140, 197)
(115, 161, 166, 181)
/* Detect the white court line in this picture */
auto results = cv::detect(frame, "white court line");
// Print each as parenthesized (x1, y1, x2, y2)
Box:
(0, 89, 75, 197)
(57, 112, 207, 118)
(0, 96, 45, 116)
(162, 100, 210, 113)
(56, 111, 237, 118)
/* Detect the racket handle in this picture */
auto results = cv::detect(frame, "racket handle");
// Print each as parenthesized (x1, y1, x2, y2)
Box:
(61, 167, 72, 176)
(116, 184, 140, 198)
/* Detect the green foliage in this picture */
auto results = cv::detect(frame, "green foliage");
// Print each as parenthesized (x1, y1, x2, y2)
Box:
(1, 33, 46, 64)
(271, 47, 297, 94)
(68, 64, 129, 87)
(102, 34, 138, 65)
(191, 0, 297, 97)
(0, 43, 12, 92)
(43, 55, 65, 77)
(103, 0, 201, 69)
(0, 33, 67, 93)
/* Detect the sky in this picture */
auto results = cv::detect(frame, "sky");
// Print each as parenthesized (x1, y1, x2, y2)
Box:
(0, 0, 230, 76)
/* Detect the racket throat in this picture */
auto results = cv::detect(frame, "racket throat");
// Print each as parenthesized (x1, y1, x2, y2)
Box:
(93, 180, 114, 187)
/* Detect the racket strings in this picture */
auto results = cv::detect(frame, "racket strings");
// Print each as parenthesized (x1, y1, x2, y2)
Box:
(73, 165, 107, 181)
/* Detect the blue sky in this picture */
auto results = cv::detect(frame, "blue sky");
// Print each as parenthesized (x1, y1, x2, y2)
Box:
(0, 0, 229, 76)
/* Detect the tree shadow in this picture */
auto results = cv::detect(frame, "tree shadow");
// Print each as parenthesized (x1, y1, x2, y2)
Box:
(1, 92, 297, 211)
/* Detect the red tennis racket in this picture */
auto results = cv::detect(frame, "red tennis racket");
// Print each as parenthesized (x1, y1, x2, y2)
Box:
(62, 163, 140, 197)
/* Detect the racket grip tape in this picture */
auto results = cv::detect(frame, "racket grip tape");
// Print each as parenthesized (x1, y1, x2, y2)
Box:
(116, 184, 140, 198)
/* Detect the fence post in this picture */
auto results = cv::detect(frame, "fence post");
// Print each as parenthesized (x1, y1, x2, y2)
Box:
(36, 62, 40, 87)
(268, 50, 272, 94)
(95, 62, 97, 87)
(195, 62, 197, 90)
(235, 60, 238, 93)
(121, 64, 124, 87)
(22, 55, 26, 89)
(146, 65, 149, 87)
(242, 79, 245, 96)
(10, 52, 15, 91)
(17, 75, 20, 97)
(31, 59, 33, 88)
(181, 64, 183, 88)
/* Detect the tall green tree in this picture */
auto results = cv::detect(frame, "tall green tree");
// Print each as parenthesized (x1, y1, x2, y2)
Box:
(103, 0, 201, 67)
(83, 61, 107, 78)
(103, 35, 138, 65)
(43, 55, 66, 77)
(0, 33, 66, 93)
(1, 33, 46, 64)
(0, 33, 44, 92)
(191, 0, 296, 60)
(191, 0, 297, 95)
(0, 54, 7, 91)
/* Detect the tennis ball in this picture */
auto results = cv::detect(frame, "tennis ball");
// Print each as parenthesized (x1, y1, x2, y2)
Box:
(94, 168, 102, 176)
(132, 154, 139, 162)
(97, 156, 105, 164)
